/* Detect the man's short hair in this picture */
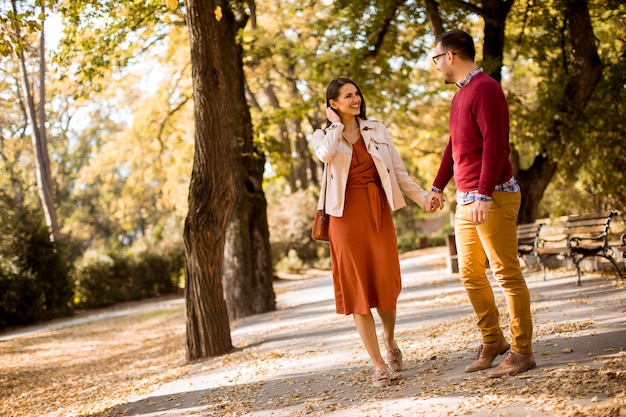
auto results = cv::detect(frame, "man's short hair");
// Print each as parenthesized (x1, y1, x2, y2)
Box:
(436, 30, 475, 61)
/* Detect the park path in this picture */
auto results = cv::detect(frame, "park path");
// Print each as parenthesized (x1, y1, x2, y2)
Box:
(0, 297, 184, 342)
(101, 247, 626, 417)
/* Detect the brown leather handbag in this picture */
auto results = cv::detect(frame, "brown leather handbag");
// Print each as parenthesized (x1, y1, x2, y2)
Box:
(311, 164, 330, 242)
(311, 209, 329, 242)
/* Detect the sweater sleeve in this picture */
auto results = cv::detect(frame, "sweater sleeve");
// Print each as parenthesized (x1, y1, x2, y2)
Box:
(433, 140, 454, 191)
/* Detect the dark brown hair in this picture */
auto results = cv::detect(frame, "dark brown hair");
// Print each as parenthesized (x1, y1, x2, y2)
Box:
(436, 29, 476, 61)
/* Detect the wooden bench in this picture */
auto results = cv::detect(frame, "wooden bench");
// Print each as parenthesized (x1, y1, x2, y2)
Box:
(517, 222, 543, 269)
(535, 211, 624, 285)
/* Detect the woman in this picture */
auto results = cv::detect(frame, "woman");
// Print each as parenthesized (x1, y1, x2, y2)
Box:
(312, 78, 438, 387)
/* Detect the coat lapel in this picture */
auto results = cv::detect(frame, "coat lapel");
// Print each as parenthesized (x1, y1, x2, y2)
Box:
(359, 120, 381, 161)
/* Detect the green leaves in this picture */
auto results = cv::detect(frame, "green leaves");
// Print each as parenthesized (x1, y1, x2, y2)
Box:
(0, 6, 43, 57)
(53, 0, 173, 94)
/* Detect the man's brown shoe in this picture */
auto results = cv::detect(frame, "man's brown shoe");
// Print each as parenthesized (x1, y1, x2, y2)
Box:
(464, 337, 510, 372)
(488, 351, 536, 378)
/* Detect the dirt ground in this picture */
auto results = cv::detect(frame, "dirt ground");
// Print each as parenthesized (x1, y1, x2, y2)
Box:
(1, 247, 624, 417)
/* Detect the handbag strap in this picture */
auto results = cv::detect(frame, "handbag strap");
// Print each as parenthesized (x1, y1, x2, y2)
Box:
(321, 163, 328, 211)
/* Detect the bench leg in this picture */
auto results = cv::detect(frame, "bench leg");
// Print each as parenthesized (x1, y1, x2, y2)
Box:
(520, 255, 530, 269)
(571, 254, 584, 286)
(532, 253, 543, 274)
(600, 254, 625, 280)
(575, 263, 582, 286)
(573, 254, 624, 286)
(536, 254, 552, 280)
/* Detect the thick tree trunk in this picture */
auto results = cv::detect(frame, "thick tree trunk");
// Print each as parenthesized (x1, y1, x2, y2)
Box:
(516, 0, 602, 223)
(183, 0, 235, 360)
(514, 154, 558, 222)
(480, 0, 513, 83)
(224, 154, 276, 320)
(218, 3, 276, 320)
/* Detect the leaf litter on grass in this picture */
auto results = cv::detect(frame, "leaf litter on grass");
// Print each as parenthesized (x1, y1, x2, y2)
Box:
(0, 303, 191, 417)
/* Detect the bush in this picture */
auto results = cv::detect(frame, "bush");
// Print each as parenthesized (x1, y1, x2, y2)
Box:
(0, 270, 44, 328)
(274, 249, 305, 274)
(73, 250, 118, 308)
(0, 208, 73, 329)
(72, 242, 184, 309)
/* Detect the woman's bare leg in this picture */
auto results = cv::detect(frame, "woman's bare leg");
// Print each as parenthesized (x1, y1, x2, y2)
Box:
(353, 313, 386, 369)
(377, 309, 399, 351)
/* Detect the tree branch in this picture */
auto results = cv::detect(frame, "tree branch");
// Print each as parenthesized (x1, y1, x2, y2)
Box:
(446, 0, 485, 19)
(424, 0, 444, 36)
(365, 0, 404, 59)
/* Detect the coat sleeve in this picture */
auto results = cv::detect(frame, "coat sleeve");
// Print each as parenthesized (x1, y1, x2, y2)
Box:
(312, 123, 344, 163)
(381, 124, 429, 210)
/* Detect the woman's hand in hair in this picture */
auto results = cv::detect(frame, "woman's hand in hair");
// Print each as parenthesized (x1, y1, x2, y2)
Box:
(326, 106, 341, 124)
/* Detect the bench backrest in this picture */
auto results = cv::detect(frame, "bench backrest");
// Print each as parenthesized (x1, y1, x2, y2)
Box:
(535, 212, 617, 249)
(536, 216, 569, 248)
(517, 223, 543, 248)
(564, 211, 616, 236)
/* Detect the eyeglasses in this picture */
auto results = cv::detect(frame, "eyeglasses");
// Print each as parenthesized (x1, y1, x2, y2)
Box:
(432, 51, 456, 65)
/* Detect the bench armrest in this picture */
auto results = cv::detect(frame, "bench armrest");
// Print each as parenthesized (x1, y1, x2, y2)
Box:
(537, 236, 567, 248)
(568, 233, 606, 248)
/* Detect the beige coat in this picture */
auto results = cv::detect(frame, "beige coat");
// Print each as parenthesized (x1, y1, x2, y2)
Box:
(312, 118, 428, 216)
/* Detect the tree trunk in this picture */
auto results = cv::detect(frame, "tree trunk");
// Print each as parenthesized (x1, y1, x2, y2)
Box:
(183, 0, 235, 360)
(516, 0, 602, 223)
(11, 0, 61, 244)
(286, 63, 316, 190)
(262, 81, 297, 191)
(514, 154, 558, 222)
(218, 3, 276, 320)
(480, 0, 513, 83)
(224, 153, 276, 320)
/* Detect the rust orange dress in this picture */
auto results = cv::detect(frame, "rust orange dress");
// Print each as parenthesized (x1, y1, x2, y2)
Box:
(328, 136, 402, 315)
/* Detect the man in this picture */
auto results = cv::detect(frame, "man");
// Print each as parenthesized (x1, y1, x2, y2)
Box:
(427, 29, 535, 378)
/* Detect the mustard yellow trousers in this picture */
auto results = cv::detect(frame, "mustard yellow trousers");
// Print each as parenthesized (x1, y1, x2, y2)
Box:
(455, 191, 533, 354)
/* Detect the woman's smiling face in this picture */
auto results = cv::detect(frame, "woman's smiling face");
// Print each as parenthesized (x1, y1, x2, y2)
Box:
(329, 83, 362, 119)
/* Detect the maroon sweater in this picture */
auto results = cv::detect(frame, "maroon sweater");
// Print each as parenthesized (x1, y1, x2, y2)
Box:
(433, 72, 512, 197)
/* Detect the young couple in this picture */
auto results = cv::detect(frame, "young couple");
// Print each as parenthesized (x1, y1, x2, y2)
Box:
(311, 29, 535, 387)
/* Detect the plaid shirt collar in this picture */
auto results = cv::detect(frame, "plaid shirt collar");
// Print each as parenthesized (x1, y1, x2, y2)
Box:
(456, 67, 484, 88)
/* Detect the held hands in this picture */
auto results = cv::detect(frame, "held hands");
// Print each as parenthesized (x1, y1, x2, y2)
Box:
(326, 107, 341, 124)
(425, 191, 491, 224)
(426, 191, 444, 213)
(470, 200, 491, 225)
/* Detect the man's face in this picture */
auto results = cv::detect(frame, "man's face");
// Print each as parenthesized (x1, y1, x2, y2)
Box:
(433, 43, 455, 85)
